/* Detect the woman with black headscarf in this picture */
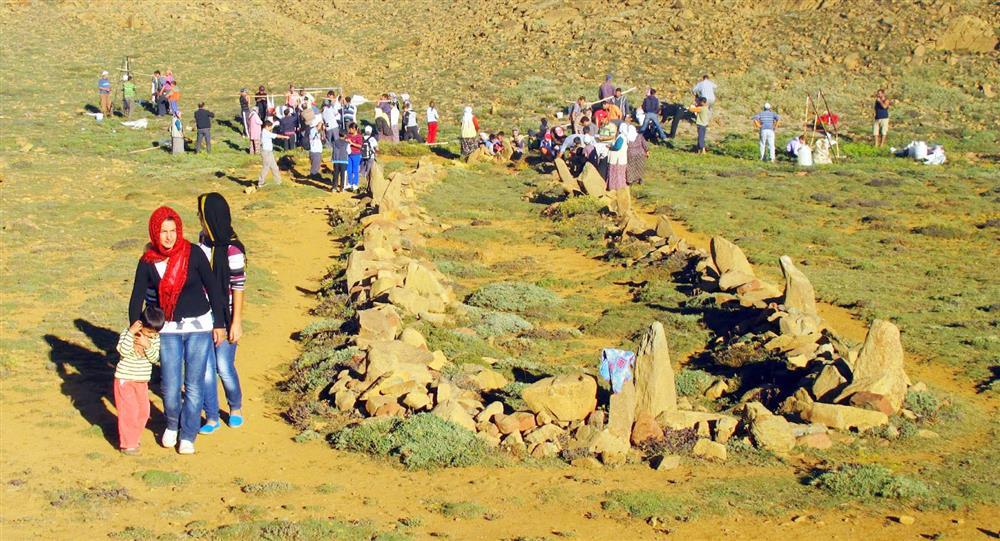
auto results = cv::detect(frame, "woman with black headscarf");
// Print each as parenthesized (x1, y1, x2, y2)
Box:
(196, 193, 247, 434)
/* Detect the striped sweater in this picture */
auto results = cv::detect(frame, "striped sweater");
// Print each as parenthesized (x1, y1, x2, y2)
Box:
(198, 240, 246, 312)
(115, 329, 160, 382)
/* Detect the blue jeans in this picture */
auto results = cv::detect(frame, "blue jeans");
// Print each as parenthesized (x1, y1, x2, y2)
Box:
(160, 332, 213, 442)
(203, 340, 242, 422)
(640, 114, 668, 140)
(347, 153, 361, 187)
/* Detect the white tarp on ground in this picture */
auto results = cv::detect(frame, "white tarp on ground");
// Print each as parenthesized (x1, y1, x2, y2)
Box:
(121, 118, 148, 129)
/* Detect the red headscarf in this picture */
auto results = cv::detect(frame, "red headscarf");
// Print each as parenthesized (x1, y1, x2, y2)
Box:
(142, 206, 191, 320)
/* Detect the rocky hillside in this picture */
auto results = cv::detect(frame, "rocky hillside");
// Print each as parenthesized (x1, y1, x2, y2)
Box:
(3, 0, 997, 139)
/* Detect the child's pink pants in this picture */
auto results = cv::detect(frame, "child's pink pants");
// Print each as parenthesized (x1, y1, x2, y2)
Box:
(114, 378, 150, 449)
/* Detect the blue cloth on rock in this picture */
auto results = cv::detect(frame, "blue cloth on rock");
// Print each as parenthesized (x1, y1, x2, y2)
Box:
(599, 348, 635, 394)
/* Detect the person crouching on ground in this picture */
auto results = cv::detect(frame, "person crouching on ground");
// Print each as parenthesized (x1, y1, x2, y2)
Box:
(197, 193, 247, 435)
(114, 305, 165, 455)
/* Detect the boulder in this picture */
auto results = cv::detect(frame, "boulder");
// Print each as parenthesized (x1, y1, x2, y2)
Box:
(713, 416, 738, 444)
(692, 438, 727, 461)
(812, 363, 848, 402)
(431, 400, 477, 432)
(653, 454, 681, 471)
(494, 414, 520, 435)
(524, 424, 564, 446)
(796, 432, 833, 450)
(835, 319, 909, 412)
(718, 271, 756, 291)
(933, 16, 999, 52)
(402, 391, 432, 410)
(364, 340, 435, 384)
(587, 429, 630, 465)
(357, 305, 402, 342)
(521, 373, 598, 422)
(654, 215, 675, 240)
(611, 186, 632, 216)
(743, 402, 796, 454)
(399, 327, 428, 350)
(658, 410, 736, 431)
(456, 364, 508, 392)
(710, 236, 754, 276)
(779, 255, 818, 317)
(633, 322, 678, 420)
(848, 391, 895, 416)
(476, 401, 505, 423)
(577, 162, 606, 196)
(787, 390, 888, 431)
(387, 286, 430, 315)
(630, 411, 665, 445)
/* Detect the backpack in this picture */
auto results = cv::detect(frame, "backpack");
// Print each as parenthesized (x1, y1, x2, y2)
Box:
(361, 136, 375, 160)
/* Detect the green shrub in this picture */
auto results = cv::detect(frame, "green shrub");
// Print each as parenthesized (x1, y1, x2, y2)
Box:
(811, 463, 929, 500)
(726, 439, 780, 466)
(555, 196, 605, 219)
(379, 141, 431, 157)
(331, 418, 401, 457)
(109, 527, 155, 540)
(905, 389, 941, 420)
(435, 500, 489, 519)
(495, 381, 530, 411)
(227, 503, 265, 521)
(285, 346, 360, 394)
(675, 369, 714, 397)
(330, 414, 494, 470)
(912, 224, 965, 239)
(135, 470, 189, 487)
(466, 281, 562, 312)
(601, 490, 694, 520)
(240, 480, 296, 495)
(392, 413, 492, 469)
(473, 311, 534, 337)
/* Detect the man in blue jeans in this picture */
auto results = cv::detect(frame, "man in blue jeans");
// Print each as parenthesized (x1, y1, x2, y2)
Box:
(640, 89, 668, 142)
(752, 103, 780, 162)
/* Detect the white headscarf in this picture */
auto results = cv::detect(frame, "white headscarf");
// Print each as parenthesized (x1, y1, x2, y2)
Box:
(462, 106, 473, 124)
(624, 123, 638, 143)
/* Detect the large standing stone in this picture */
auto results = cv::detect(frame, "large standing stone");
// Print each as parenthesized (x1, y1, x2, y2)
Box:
(554, 158, 578, 195)
(710, 236, 754, 276)
(607, 378, 637, 442)
(368, 161, 389, 204)
(779, 255, 818, 316)
(633, 322, 677, 420)
(404, 261, 448, 304)
(835, 320, 910, 412)
(521, 373, 598, 422)
(654, 215, 675, 240)
(577, 163, 606, 196)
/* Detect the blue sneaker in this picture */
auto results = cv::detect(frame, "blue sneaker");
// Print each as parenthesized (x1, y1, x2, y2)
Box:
(199, 421, 220, 435)
(228, 414, 244, 428)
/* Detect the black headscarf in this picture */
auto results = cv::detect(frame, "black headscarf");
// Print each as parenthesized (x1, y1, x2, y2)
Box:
(198, 192, 245, 328)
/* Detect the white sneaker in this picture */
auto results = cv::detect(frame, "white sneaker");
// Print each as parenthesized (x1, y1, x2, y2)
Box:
(161, 429, 178, 448)
(178, 440, 195, 455)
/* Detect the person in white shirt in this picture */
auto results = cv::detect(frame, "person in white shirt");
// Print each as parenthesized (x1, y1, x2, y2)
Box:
(257, 121, 289, 187)
(321, 99, 339, 148)
(426, 101, 440, 143)
(692, 75, 717, 109)
(308, 119, 325, 178)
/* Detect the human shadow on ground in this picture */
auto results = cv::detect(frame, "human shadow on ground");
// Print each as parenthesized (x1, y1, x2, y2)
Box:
(44, 319, 166, 449)
(217, 118, 244, 136)
(429, 145, 460, 160)
(278, 154, 330, 192)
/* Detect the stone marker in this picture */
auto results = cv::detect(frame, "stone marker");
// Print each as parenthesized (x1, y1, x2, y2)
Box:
(779, 255, 818, 316)
(633, 322, 677, 420)
(521, 373, 598, 422)
(710, 236, 754, 276)
(835, 319, 909, 412)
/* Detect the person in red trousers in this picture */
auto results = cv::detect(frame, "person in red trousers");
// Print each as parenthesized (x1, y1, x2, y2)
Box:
(426, 101, 439, 144)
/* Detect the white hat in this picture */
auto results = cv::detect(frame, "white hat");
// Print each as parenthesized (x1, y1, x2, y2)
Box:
(764, 102, 772, 110)
(364, 125, 373, 135)
(101, 70, 109, 76)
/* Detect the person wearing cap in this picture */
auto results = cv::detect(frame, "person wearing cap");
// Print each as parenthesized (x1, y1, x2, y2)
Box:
(194, 102, 215, 153)
(599, 74, 615, 101)
(752, 103, 780, 162)
(98, 70, 112, 116)
(307, 117, 324, 179)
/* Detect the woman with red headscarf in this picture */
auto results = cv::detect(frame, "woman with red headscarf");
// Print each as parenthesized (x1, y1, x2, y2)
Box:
(128, 206, 226, 455)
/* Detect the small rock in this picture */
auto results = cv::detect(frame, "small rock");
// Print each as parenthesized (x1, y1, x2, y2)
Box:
(692, 438, 727, 461)
(893, 515, 915, 525)
(653, 455, 681, 471)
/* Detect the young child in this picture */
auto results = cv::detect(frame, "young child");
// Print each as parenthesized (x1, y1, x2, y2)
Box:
(114, 305, 165, 455)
